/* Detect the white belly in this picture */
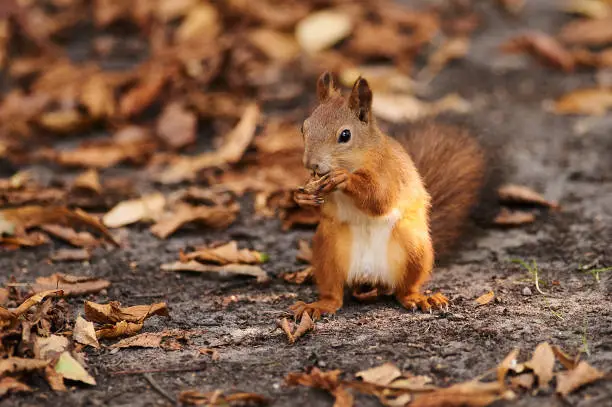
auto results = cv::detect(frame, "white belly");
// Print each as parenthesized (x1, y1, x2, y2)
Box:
(334, 192, 401, 286)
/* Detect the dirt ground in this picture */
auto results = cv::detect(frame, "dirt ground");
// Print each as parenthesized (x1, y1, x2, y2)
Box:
(2, 1, 612, 406)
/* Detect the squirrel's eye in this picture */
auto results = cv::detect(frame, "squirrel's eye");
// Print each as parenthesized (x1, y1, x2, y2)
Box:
(338, 129, 351, 143)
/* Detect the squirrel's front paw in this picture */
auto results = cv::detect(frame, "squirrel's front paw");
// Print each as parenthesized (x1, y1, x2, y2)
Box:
(397, 292, 449, 313)
(317, 169, 349, 194)
(289, 300, 339, 321)
(294, 188, 324, 207)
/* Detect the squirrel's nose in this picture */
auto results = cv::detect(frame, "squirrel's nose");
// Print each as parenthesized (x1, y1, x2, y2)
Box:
(304, 160, 330, 176)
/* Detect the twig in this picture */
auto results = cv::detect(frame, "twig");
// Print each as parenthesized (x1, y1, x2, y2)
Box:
(143, 373, 176, 405)
(110, 363, 207, 376)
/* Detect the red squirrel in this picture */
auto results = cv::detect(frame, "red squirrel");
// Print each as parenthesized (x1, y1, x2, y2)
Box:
(290, 72, 485, 320)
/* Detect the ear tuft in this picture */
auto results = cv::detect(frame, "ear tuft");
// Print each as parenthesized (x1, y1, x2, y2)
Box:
(316, 71, 336, 102)
(348, 77, 372, 123)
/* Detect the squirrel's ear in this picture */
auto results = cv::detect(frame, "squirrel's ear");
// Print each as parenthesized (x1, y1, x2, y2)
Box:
(348, 77, 372, 123)
(316, 71, 335, 102)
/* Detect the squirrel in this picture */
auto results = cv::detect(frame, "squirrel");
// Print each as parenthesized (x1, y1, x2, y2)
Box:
(290, 71, 486, 320)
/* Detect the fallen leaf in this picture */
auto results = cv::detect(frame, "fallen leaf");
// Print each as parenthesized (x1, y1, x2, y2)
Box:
(356, 363, 403, 387)
(296, 240, 312, 263)
(249, 29, 300, 62)
(84, 300, 169, 324)
(40, 224, 99, 248)
(295, 9, 353, 53)
(552, 345, 580, 370)
(50, 248, 91, 262)
(292, 312, 315, 344)
(38, 109, 89, 133)
(157, 102, 197, 149)
(278, 318, 294, 343)
(199, 348, 220, 361)
(372, 93, 471, 123)
(411, 380, 513, 407)
(151, 202, 238, 239)
(11, 289, 63, 316)
(281, 267, 314, 285)
(498, 0, 525, 15)
(33, 335, 70, 360)
(162, 260, 269, 283)
(339, 66, 415, 95)
(179, 390, 269, 406)
(493, 208, 536, 226)
(559, 17, 612, 46)
(32, 274, 110, 296)
(45, 365, 67, 392)
(422, 37, 470, 79)
(54, 352, 96, 386)
(0, 357, 49, 376)
(475, 291, 495, 306)
(157, 103, 259, 184)
(0, 287, 8, 305)
(564, 0, 612, 19)
(552, 87, 612, 116)
(180, 241, 268, 265)
(96, 320, 144, 339)
(497, 184, 558, 208)
(286, 368, 351, 406)
(0, 377, 31, 397)
(501, 31, 575, 71)
(525, 342, 555, 390)
(73, 315, 100, 349)
(497, 349, 520, 387)
(108, 332, 164, 349)
(509, 373, 534, 391)
(71, 169, 102, 194)
(80, 74, 115, 119)
(119, 66, 167, 118)
(103, 193, 166, 228)
(556, 361, 605, 396)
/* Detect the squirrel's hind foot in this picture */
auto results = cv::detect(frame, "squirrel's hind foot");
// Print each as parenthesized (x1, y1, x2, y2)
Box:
(396, 292, 449, 313)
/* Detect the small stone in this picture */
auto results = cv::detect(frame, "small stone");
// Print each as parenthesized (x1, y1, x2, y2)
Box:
(522, 287, 532, 296)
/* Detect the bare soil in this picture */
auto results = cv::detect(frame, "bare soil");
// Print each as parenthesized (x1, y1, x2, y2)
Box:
(2, 1, 612, 406)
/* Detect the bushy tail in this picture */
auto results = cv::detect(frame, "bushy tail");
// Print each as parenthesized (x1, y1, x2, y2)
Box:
(398, 122, 486, 256)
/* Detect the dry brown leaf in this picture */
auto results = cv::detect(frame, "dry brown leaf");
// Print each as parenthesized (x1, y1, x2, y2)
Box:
(41, 224, 99, 248)
(564, 0, 612, 19)
(296, 240, 312, 263)
(498, 0, 525, 15)
(249, 29, 300, 62)
(0, 357, 49, 376)
(103, 193, 166, 228)
(556, 361, 605, 396)
(475, 291, 495, 306)
(295, 9, 353, 53)
(180, 241, 268, 265)
(84, 300, 169, 324)
(291, 312, 315, 344)
(179, 389, 269, 406)
(0, 377, 31, 397)
(525, 342, 555, 390)
(552, 87, 612, 116)
(509, 373, 534, 391)
(199, 348, 220, 361)
(33, 335, 70, 360)
(339, 66, 414, 95)
(108, 332, 163, 349)
(410, 380, 513, 407)
(552, 345, 580, 370)
(157, 102, 197, 150)
(559, 17, 612, 46)
(32, 274, 110, 297)
(0, 287, 9, 306)
(74, 315, 100, 349)
(493, 208, 536, 226)
(356, 363, 403, 387)
(38, 109, 89, 133)
(497, 348, 520, 387)
(282, 267, 314, 285)
(422, 37, 470, 79)
(151, 203, 238, 239)
(372, 93, 471, 123)
(119, 66, 167, 118)
(54, 351, 96, 386)
(50, 248, 91, 262)
(162, 260, 269, 283)
(278, 318, 294, 343)
(80, 74, 115, 119)
(96, 320, 143, 339)
(498, 184, 558, 208)
(176, 3, 220, 43)
(157, 103, 259, 184)
(45, 365, 67, 392)
(72, 169, 102, 195)
(11, 289, 63, 316)
(501, 31, 575, 71)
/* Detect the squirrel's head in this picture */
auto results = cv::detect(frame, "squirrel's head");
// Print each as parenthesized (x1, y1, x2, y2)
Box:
(301, 71, 380, 176)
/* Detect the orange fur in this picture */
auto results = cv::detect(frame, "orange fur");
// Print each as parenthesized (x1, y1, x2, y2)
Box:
(291, 73, 485, 320)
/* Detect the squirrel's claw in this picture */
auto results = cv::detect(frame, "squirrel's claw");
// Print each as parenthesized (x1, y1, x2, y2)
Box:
(318, 169, 349, 194)
(397, 292, 449, 313)
(289, 300, 338, 321)
(294, 191, 322, 207)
